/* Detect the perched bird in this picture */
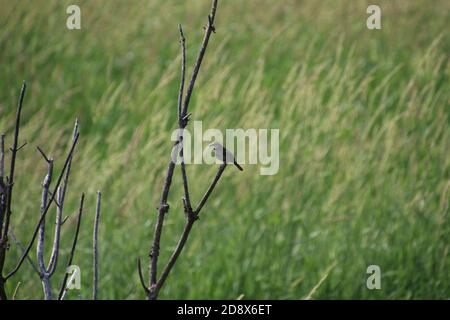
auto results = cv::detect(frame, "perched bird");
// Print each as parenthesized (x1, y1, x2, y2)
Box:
(209, 142, 243, 171)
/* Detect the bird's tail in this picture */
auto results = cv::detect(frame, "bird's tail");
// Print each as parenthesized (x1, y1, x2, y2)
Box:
(234, 160, 243, 171)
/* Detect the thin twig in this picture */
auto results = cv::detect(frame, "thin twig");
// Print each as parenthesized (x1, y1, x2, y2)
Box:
(36, 146, 50, 163)
(46, 187, 63, 276)
(15, 142, 27, 152)
(62, 215, 70, 225)
(47, 119, 79, 277)
(58, 193, 84, 300)
(1, 81, 26, 245)
(37, 157, 53, 272)
(178, 24, 193, 215)
(59, 266, 79, 301)
(0, 133, 5, 239)
(137, 258, 149, 294)
(0, 81, 26, 300)
(153, 218, 194, 298)
(93, 191, 101, 300)
(178, 24, 186, 125)
(180, 157, 192, 214)
(194, 164, 227, 215)
(149, 161, 173, 289)
(0, 133, 5, 184)
(58, 119, 79, 212)
(181, 0, 218, 118)
(37, 156, 54, 299)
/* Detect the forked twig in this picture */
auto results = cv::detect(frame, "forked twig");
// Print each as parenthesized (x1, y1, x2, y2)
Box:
(5, 131, 80, 281)
(93, 191, 101, 300)
(153, 164, 227, 297)
(33, 119, 79, 299)
(145, 0, 231, 300)
(0, 82, 89, 301)
(36, 154, 55, 299)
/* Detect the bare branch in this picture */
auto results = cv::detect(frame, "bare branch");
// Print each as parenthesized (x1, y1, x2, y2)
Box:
(0, 133, 5, 183)
(153, 218, 194, 298)
(0, 134, 5, 240)
(37, 158, 53, 273)
(93, 191, 101, 300)
(35, 121, 79, 299)
(153, 164, 228, 298)
(178, 24, 193, 214)
(62, 215, 70, 225)
(5, 132, 80, 280)
(0, 81, 26, 300)
(180, 156, 192, 214)
(14, 142, 27, 152)
(47, 119, 79, 277)
(0, 83, 82, 300)
(181, 0, 218, 118)
(58, 193, 84, 300)
(59, 119, 79, 210)
(147, 0, 220, 300)
(178, 24, 186, 124)
(194, 164, 227, 215)
(46, 186, 63, 276)
(1, 80, 26, 245)
(36, 146, 51, 163)
(38, 158, 59, 300)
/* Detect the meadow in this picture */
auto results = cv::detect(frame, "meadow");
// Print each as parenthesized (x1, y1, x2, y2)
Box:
(0, 0, 448, 299)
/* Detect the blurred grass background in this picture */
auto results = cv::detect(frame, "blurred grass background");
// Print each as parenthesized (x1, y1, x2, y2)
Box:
(0, 0, 449, 299)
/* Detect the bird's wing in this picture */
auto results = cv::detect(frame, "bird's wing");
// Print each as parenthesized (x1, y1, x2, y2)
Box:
(222, 146, 236, 163)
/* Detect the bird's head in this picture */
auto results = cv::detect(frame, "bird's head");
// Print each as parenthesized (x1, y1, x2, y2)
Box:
(208, 142, 221, 151)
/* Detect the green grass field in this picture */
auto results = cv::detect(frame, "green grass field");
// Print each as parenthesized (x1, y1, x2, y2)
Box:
(0, 0, 449, 299)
